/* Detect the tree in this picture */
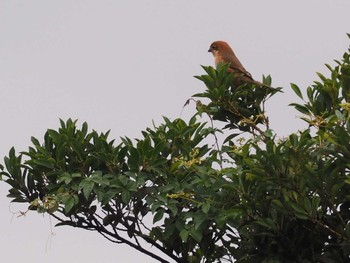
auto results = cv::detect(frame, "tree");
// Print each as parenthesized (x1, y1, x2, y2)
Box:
(1, 35, 350, 262)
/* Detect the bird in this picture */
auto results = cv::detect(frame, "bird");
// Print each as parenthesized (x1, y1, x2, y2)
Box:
(208, 40, 262, 87)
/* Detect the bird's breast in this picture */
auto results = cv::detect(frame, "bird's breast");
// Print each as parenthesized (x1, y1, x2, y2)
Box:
(214, 55, 226, 68)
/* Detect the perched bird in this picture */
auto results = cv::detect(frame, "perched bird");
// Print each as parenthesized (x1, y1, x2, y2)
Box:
(208, 40, 262, 86)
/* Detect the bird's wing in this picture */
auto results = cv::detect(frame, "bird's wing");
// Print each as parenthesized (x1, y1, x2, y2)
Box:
(228, 64, 254, 81)
(226, 53, 255, 81)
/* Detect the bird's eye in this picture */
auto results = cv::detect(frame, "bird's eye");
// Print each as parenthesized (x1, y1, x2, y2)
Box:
(211, 45, 217, 50)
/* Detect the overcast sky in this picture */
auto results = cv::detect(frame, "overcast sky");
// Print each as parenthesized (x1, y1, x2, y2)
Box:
(1, 1, 350, 262)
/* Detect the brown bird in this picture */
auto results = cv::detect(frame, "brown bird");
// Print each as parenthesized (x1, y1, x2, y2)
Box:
(208, 40, 262, 86)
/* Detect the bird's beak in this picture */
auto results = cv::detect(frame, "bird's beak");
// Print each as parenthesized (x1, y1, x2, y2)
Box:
(208, 47, 212, 52)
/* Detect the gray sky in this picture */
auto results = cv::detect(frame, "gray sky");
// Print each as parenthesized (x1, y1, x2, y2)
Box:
(1, 1, 350, 262)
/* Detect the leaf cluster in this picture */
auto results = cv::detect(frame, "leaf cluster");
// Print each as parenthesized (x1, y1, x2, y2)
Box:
(0, 117, 231, 262)
(194, 64, 281, 133)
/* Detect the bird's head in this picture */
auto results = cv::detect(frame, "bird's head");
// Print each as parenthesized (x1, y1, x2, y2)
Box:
(208, 41, 234, 57)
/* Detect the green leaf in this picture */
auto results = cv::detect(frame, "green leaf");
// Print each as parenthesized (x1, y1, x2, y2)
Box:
(202, 202, 210, 214)
(289, 103, 311, 115)
(80, 180, 94, 199)
(262, 74, 272, 86)
(335, 110, 344, 121)
(271, 199, 284, 210)
(179, 229, 189, 242)
(291, 83, 303, 99)
(223, 133, 239, 144)
(121, 190, 130, 203)
(290, 203, 308, 220)
(189, 228, 202, 242)
(64, 196, 76, 213)
(100, 189, 118, 205)
(316, 72, 327, 82)
(167, 202, 178, 216)
(31, 136, 41, 147)
(32, 159, 55, 169)
(58, 172, 71, 184)
(153, 208, 164, 223)
(256, 218, 276, 230)
(90, 171, 108, 185)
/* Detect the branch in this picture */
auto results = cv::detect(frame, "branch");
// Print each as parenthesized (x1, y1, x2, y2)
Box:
(90, 217, 174, 263)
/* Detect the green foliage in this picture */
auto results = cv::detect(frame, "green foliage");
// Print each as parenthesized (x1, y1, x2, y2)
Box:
(0, 116, 229, 262)
(194, 64, 282, 132)
(1, 35, 350, 262)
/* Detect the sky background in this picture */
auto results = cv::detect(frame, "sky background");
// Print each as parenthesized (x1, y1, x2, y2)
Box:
(1, 1, 350, 262)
